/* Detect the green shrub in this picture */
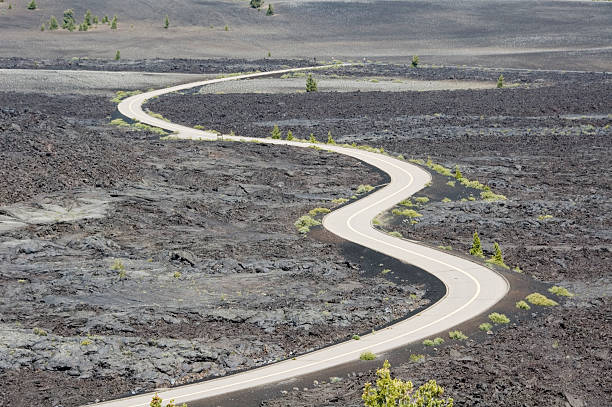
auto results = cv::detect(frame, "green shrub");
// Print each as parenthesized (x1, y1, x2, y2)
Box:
(111, 15, 118, 30)
(173, 271, 181, 279)
(294, 215, 320, 234)
(266, 4, 274, 15)
(271, 125, 281, 139)
(526, 293, 558, 306)
(306, 74, 318, 92)
(356, 184, 374, 194)
(513, 266, 523, 273)
(360, 351, 376, 361)
(488, 312, 510, 324)
(150, 393, 186, 407)
(381, 269, 391, 275)
(414, 197, 429, 204)
(84, 10, 92, 26)
(480, 190, 507, 201)
(362, 360, 453, 407)
(486, 242, 509, 268)
(327, 131, 335, 144)
(391, 208, 422, 218)
(352, 334, 360, 340)
(423, 337, 444, 346)
(410, 354, 425, 363)
(516, 300, 531, 310)
(469, 231, 484, 258)
(286, 130, 294, 141)
(309, 133, 317, 143)
(102, 15, 109, 24)
(479, 323, 492, 332)
(332, 197, 349, 205)
(411, 55, 419, 68)
(164, 14, 169, 29)
(388, 231, 402, 238)
(308, 207, 331, 216)
(497, 74, 504, 88)
(49, 16, 59, 30)
(93, 16, 99, 24)
(448, 330, 467, 340)
(62, 9, 76, 30)
(27, 0, 36, 10)
(454, 165, 462, 179)
(399, 199, 413, 207)
(250, 0, 262, 8)
(548, 286, 574, 297)
(80, 339, 92, 346)
(115, 50, 120, 60)
(33, 327, 47, 336)
(441, 197, 452, 203)
(538, 214, 553, 221)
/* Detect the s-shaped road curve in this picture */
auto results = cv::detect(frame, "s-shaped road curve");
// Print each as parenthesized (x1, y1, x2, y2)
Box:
(93, 65, 509, 407)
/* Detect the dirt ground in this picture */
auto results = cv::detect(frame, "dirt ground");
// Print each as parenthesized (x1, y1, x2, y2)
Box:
(0, 0, 611, 70)
(146, 65, 611, 406)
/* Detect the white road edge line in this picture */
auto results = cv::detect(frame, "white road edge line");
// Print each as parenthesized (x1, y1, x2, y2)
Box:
(90, 64, 509, 407)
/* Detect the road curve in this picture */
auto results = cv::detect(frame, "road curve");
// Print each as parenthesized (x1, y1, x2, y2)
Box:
(94, 65, 509, 407)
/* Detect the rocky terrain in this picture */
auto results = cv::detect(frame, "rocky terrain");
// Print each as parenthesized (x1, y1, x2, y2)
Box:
(0, 91, 435, 406)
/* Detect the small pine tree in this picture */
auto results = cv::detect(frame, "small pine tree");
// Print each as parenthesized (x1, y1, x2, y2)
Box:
(224, 25, 229, 31)
(309, 133, 317, 143)
(286, 130, 294, 141)
(497, 74, 504, 88)
(102, 15, 108, 24)
(266, 4, 274, 15)
(115, 50, 120, 60)
(454, 165, 462, 179)
(62, 9, 75, 29)
(327, 131, 335, 144)
(271, 125, 281, 139)
(27, 0, 36, 10)
(487, 242, 509, 268)
(78, 23, 88, 32)
(84, 10, 92, 26)
(306, 74, 318, 92)
(469, 231, 484, 258)
(164, 15, 169, 29)
(250, 0, 262, 8)
(411, 55, 419, 68)
(111, 15, 118, 30)
(49, 16, 59, 30)
(93, 16, 99, 24)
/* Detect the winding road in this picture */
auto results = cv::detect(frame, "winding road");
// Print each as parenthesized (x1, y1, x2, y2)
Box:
(91, 65, 509, 407)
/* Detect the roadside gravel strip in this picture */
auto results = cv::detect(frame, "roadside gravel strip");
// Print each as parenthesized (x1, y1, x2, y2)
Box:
(99, 65, 509, 407)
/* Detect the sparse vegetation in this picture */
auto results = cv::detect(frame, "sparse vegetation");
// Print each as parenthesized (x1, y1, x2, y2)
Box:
(486, 242, 509, 269)
(449, 330, 468, 340)
(271, 125, 281, 139)
(111, 15, 118, 30)
(33, 327, 47, 336)
(391, 208, 422, 218)
(352, 334, 360, 340)
(306, 74, 318, 92)
(548, 286, 573, 297)
(526, 292, 559, 306)
(479, 322, 492, 332)
(480, 190, 507, 201)
(150, 394, 187, 407)
(488, 312, 510, 324)
(164, 15, 169, 29)
(388, 231, 402, 238)
(442, 197, 452, 203)
(356, 184, 375, 194)
(410, 354, 425, 363)
(423, 337, 444, 346)
(497, 74, 504, 88)
(111, 90, 143, 103)
(27, 0, 36, 10)
(173, 271, 181, 279)
(538, 214, 553, 221)
(327, 131, 335, 144)
(414, 196, 429, 204)
(286, 130, 294, 141)
(115, 50, 120, 60)
(516, 300, 531, 310)
(332, 197, 349, 205)
(49, 16, 59, 30)
(360, 351, 376, 361)
(266, 4, 274, 15)
(411, 55, 419, 68)
(469, 231, 484, 258)
(294, 215, 320, 234)
(454, 165, 462, 179)
(309, 133, 317, 143)
(308, 207, 331, 216)
(250, 0, 262, 8)
(80, 339, 92, 346)
(362, 360, 453, 407)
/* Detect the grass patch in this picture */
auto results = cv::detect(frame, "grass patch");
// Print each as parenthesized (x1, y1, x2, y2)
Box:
(414, 197, 429, 204)
(110, 118, 130, 127)
(448, 330, 468, 340)
(308, 207, 331, 217)
(332, 197, 349, 205)
(515, 300, 531, 310)
(356, 184, 375, 194)
(479, 322, 492, 332)
(33, 327, 48, 336)
(548, 286, 574, 297)
(480, 190, 507, 201)
(399, 199, 413, 207)
(526, 292, 559, 306)
(388, 231, 402, 238)
(352, 334, 360, 340)
(538, 214, 553, 221)
(446, 180, 456, 187)
(360, 351, 376, 361)
(110, 90, 142, 103)
(80, 339, 92, 346)
(391, 208, 422, 218)
(442, 197, 452, 203)
(410, 354, 425, 363)
(488, 312, 510, 324)
(146, 111, 170, 122)
(423, 337, 444, 346)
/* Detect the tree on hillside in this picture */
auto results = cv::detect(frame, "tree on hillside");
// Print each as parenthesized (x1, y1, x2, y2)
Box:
(266, 4, 274, 15)
(27, 1, 36, 10)
(497, 74, 504, 88)
(84, 10, 92, 26)
(111, 15, 118, 30)
(271, 125, 281, 139)
(469, 231, 484, 258)
(411, 55, 419, 68)
(306, 74, 318, 92)
(48, 16, 59, 30)
(62, 9, 76, 31)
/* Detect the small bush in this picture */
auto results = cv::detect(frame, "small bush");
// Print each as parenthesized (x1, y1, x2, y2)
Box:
(115, 50, 120, 60)
(538, 214, 553, 221)
(308, 207, 331, 216)
(352, 334, 360, 340)
(360, 351, 376, 361)
(173, 271, 181, 279)
(332, 197, 349, 205)
(356, 184, 374, 194)
(362, 360, 453, 407)
(286, 130, 294, 141)
(410, 354, 425, 363)
(414, 197, 429, 204)
(62, 9, 76, 31)
(479, 322, 492, 332)
(516, 300, 531, 310)
(271, 125, 281, 139)
(266, 4, 274, 15)
(27, 0, 36, 10)
(49, 16, 59, 30)
(469, 231, 484, 258)
(309, 133, 317, 143)
(486, 242, 509, 268)
(80, 339, 92, 346)
(548, 286, 574, 297)
(442, 197, 452, 203)
(306, 74, 318, 92)
(111, 15, 117, 30)
(388, 231, 402, 238)
(381, 269, 391, 275)
(327, 131, 335, 144)
(488, 312, 510, 324)
(391, 208, 422, 218)
(411, 55, 419, 68)
(84, 10, 92, 26)
(423, 337, 444, 346)
(480, 190, 507, 201)
(250, 0, 262, 8)
(33, 327, 47, 336)
(294, 215, 320, 234)
(497, 74, 504, 88)
(526, 293, 558, 306)
(164, 14, 169, 29)
(399, 199, 413, 207)
(449, 330, 467, 340)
